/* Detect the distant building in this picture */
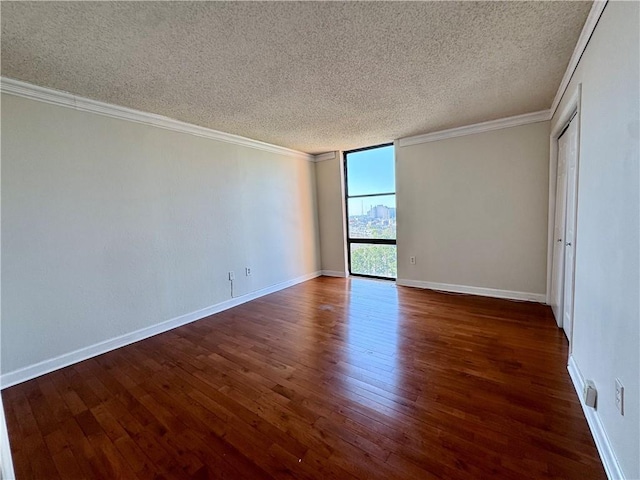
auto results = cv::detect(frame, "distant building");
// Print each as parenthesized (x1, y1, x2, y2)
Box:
(368, 205, 396, 220)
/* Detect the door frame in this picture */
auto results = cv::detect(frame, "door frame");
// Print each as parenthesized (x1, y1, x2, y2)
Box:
(550, 128, 569, 322)
(546, 84, 582, 335)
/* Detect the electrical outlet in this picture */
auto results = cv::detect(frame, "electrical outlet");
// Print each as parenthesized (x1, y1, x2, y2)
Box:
(245, 267, 251, 276)
(410, 256, 416, 265)
(228, 271, 234, 281)
(615, 378, 624, 415)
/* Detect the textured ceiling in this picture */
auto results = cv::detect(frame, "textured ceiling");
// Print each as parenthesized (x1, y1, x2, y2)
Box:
(1, 1, 591, 154)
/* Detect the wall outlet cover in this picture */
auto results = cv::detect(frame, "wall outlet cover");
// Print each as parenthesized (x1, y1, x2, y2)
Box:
(583, 380, 597, 408)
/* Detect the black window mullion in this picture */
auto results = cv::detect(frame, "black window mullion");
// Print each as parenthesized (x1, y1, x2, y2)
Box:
(348, 192, 396, 200)
(347, 238, 396, 245)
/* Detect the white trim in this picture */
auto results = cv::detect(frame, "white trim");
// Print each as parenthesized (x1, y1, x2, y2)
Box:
(321, 270, 348, 278)
(396, 279, 546, 303)
(567, 356, 624, 480)
(0, 271, 321, 390)
(337, 151, 350, 274)
(550, 1, 608, 115)
(0, 396, 16, 480)
(0, 77, 313, 162)
(396, 0, 606, 151)
(313, 152, 336, 162)
(546, 85, 582, 323)
(398, 110, 551, 147)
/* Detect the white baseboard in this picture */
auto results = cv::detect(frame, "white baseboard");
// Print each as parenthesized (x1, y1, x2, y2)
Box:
(321, 270, 348, 278)
(567, 356, 624, 480)
(395, 279, 546, 303)
(0, 271, 321, 390)
(0, 396, 16, 480)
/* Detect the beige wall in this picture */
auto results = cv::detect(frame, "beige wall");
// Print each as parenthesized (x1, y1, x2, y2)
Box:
(315, 152, 347, 275)
(1, 93, 320, 375)
(553, 2, 639, 477)
(396, 122, 550, 297)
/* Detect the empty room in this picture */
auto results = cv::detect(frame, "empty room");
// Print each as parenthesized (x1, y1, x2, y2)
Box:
(1, 1, 638, 479)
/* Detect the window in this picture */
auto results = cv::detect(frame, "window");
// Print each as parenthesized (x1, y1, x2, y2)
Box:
(344, 144, 397, 279)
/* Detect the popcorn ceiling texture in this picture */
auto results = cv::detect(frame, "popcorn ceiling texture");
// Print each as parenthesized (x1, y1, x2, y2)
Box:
(1, 1, 591, 154)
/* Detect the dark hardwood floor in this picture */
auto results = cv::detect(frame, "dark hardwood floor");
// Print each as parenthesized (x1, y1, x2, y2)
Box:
(3, 277, 605, 479)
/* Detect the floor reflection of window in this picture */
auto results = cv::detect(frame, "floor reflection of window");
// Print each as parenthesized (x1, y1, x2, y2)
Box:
(341, 279, 399, 412)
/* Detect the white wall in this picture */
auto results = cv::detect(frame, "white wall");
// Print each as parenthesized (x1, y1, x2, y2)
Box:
(315, 152, 347, 276)
(1, 93, 320, 377)
(553, 2, 639, 477)
(396, 122, 550, 298)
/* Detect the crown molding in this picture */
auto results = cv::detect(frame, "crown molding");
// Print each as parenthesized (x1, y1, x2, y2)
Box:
(0, 77, 314, 161)
(550, 1, 608, 116)
(398, 109, 552, 148)
(313, 151, 337, 162)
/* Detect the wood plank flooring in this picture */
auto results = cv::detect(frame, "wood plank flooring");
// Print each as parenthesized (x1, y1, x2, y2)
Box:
(3, 277, 606, 479)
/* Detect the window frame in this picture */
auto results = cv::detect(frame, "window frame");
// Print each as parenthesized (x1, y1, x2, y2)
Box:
(343, 143, 396, 280)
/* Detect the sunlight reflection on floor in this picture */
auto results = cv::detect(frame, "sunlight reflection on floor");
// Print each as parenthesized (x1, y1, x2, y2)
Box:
(340, 278, 400, 412)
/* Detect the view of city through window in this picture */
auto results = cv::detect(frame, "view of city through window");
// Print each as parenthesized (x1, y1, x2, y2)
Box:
(345, 144, 397, 278)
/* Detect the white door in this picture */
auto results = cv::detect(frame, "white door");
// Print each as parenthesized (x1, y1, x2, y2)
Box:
(550, 130, 569, 324)
(562, 117, 579, 343)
